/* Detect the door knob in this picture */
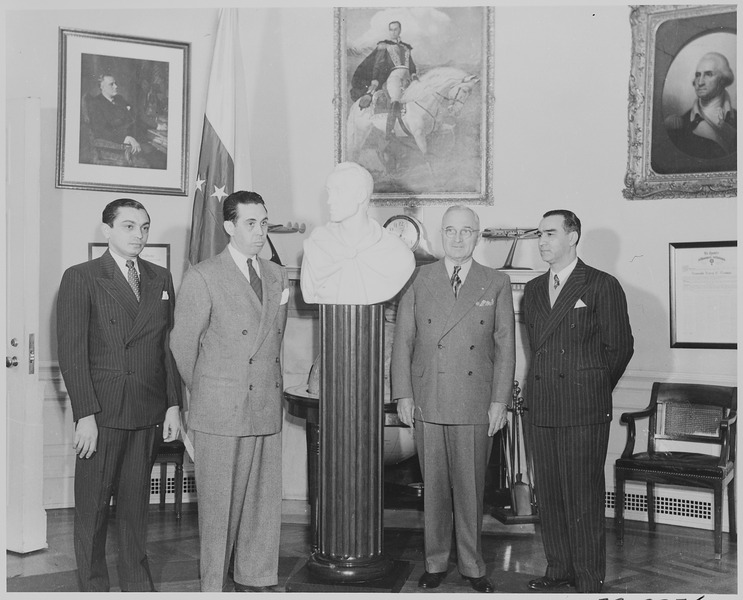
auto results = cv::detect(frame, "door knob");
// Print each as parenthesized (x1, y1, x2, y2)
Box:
(6, 356, 19, 368)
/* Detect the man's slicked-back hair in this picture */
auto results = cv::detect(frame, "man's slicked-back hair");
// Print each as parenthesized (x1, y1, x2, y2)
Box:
(102, 198, 149, 226)
(543, 209, 581, 243)
(222, 190, 266, 224)
(389, 20, 402, 30)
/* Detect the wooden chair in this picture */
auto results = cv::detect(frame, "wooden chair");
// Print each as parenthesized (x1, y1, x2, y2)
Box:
(615, 382, 737, 558)
(154, 439, 186, 520)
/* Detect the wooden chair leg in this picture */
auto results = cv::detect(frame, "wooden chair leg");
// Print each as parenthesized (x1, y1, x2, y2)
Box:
(714, 484, 723, 559)
(175, 462, 183, 520)
(728, 477, 736, 542)
(159, 462, 167, 509)
(615, 474, 625, 546)
(646, 482, 656, 531)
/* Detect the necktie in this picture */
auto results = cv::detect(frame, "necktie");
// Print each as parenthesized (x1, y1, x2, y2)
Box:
(451, 265, 462, 299)
(554, 274, 560, 290)
(248, 258, 263, 303)
(126, 260, 140, 301)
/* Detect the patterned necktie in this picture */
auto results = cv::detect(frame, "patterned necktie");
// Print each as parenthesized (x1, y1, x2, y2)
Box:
(554, 274, 560, 290)
(451, 265, 462, 299)
(247, 258, 263, 304)
(126, 259, 140, 301)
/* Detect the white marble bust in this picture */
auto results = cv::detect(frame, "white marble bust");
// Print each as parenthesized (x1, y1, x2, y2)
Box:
(301, 162, 415, 305)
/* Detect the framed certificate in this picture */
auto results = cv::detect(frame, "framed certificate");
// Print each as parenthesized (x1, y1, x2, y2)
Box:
(669, 241, 737, 348)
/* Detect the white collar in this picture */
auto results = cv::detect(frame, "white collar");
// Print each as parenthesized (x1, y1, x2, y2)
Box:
(551, 257, 578, 285)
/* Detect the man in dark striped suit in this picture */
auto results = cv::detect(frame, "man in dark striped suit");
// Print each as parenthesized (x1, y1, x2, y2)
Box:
(57, 198, 182, 591)
(522, 209, 633, 594)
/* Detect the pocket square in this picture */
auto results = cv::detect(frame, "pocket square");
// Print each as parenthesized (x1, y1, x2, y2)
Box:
(280, 288, 290, 305)
(574, 298, 587, 308)
(476, 298, 495, 307)
(161, 291, 169, 300)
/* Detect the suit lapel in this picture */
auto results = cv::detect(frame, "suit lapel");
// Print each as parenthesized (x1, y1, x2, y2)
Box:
(441, 261, 490, 337)
(125, 260, 165, 343)
(536, 259, 589, 348)
(217, 249, 260, 312)
(250, 258, 282, 357)
(96, 250, 140, 321)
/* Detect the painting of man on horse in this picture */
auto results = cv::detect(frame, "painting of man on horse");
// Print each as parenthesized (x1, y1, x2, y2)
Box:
(338, 7, 492, 199)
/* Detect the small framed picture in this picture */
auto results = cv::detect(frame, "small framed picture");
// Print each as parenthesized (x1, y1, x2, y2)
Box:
(88, 243, 170, 271)
(57, 28, 190, 195)
(669, 241, 737, 349)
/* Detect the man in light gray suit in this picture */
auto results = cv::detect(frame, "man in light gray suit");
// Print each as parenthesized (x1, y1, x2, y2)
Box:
(170, 191, 289, 592)
(391, 205, 515, 593)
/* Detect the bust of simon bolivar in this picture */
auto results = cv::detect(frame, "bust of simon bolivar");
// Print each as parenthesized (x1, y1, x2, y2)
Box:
(301, 162, 415, 305)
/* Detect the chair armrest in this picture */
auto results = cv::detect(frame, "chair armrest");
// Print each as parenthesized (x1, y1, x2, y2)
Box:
(619, 406, 653, 459)
(718, 410, 737, 466)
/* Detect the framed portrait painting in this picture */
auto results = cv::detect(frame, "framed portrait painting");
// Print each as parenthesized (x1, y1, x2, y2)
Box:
(335, 7, 494, 205)
(624, 5, 736, 199)
(57, 29, 190, 195)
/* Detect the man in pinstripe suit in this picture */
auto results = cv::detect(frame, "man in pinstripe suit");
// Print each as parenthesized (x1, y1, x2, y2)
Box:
(392, 206, 515, 593)
(522, 209, 633, 593)
(57, 198, 182, 591)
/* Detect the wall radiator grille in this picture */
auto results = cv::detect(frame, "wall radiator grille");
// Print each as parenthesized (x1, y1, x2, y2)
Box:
(605, 490, 714, 522)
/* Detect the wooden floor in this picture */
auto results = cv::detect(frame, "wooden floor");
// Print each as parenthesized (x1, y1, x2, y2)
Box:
(6, 504, 737, 594)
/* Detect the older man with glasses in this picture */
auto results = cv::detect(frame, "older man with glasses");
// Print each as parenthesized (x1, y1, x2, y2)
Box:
(391, 205, 516, 593)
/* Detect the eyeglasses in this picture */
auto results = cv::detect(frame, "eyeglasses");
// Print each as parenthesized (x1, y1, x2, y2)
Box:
(442, 227, 479, 239)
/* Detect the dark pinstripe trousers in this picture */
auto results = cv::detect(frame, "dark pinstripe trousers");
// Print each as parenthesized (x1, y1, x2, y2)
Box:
(74, 424, 161, 592)
(415, 421, 492, 578)
(525, 421, 610, 593)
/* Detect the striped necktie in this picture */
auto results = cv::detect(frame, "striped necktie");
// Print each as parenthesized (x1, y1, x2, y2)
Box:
(126, 259, 140, 301)
(248, 258, 262, 303)
(451, 265, 462, 299)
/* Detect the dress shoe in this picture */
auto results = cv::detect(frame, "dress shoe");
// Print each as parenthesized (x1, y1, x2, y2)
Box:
(234, 582, 276, 592)
(463, 575, 495, 593)
(527, 576, 575, 590)
(418, 571, 446, 589)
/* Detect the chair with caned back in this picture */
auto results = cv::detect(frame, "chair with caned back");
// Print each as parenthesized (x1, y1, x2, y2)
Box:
(615, 382, 736, 558)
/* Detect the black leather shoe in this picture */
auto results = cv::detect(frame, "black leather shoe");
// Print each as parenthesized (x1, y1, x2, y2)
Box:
(527, 576, 575, 590)
(463, 575, 495, 593)
(418, 571, 446, 589)
(234, 582, 276, 592)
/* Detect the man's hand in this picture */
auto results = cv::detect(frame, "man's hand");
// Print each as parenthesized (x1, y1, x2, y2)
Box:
(396, 397, 415, 428)
(74, 415, 98, 459)
(487, 402, 508, 437)
(162, 406, 181, 442)
(123, 135, 141, 154)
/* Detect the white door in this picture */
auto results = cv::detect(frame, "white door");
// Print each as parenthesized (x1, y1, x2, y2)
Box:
(5, 97, 46, 552)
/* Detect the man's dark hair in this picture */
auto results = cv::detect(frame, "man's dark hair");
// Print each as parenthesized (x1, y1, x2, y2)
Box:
(223, 191, 266, 224)
(543, 209, 581, 243)
(102, 198, 149, 226)
(389, 21, 402, 29)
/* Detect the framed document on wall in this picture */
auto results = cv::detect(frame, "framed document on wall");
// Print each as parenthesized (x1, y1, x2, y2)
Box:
(89, 243, 170, 271)
(669, 241, 737, 348)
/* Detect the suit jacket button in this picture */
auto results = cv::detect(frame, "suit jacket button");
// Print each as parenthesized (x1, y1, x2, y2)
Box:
(480, 320, 484, 324)
(249, 384, 254, 390)
(560, 349, 566, 354)
(468, 371, 473, 376)
(469, 345, 475, 350)
(437, 344, 443, 349)
(559, 373, 565, 378)
(275, 357, 280, 363)
(570, 323, 576, 329)
(275, 382, 280, 388)
(110, 318, 116, 324)
(278, 329, 282, 335)
(249, 358, 253, 364)
(242, 330, 248, 335)
(428, 319, 432, 324)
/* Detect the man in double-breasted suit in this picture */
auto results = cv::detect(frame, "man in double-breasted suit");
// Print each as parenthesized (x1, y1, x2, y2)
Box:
(57, 198, 182, 591)
(392, 205, 515, 593)
(169, 191, 289, 592)
(522, 210, 633, 594)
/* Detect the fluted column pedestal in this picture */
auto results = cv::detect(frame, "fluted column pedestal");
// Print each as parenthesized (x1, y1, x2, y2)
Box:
(307, 303, 392, 582)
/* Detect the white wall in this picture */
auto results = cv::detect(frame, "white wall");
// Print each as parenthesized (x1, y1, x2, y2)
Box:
(5, 3, 738, 506)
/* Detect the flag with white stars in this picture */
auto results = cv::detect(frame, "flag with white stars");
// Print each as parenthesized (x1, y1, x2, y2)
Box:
(188, 8, 238, 264)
